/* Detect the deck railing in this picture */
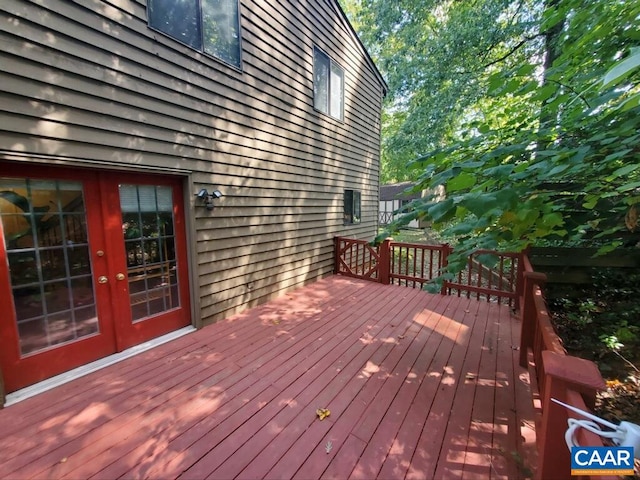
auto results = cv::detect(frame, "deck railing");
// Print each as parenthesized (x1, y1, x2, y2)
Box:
(518, 257, 611, 480)
(335, 236, 615, 479)
(334, 237, 521, 305)
(378, 211, 394, 225)
(334, 237, 380, 281)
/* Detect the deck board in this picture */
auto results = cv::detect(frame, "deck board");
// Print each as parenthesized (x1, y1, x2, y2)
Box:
(0, 276, 535, 479)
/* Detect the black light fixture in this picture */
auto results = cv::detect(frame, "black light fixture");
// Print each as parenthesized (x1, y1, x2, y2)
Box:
(195, 188, 223, 210)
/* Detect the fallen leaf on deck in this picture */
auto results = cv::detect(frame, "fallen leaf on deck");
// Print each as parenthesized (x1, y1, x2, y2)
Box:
(325, 441, 333, 453)
(465, 373, 477, 381)
(316, 408, 331, 420)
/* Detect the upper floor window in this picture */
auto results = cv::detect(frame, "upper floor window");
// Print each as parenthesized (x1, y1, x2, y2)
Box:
(344, 189, 361, 225)
(148, 0, 242, 69)
(313, 47, 344, 121)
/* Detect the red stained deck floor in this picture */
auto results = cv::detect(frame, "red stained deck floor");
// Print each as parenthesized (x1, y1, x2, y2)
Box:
(0, 276, 536, 479)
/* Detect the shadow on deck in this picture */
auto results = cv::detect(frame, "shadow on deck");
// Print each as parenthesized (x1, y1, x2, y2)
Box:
(0, 276, 536, 479)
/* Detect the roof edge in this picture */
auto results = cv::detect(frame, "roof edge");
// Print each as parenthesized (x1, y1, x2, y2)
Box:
(328, 0, 388, 96)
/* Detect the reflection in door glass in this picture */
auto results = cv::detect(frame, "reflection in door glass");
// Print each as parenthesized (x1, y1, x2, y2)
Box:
(0, 178, 99, 356)
(119, 184, 179, 322)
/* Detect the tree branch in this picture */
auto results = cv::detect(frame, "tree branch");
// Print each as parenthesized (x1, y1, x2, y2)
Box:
(481, 33, 544, 70)
(480, 0, 526, 64)
(544, 78, 592, 108)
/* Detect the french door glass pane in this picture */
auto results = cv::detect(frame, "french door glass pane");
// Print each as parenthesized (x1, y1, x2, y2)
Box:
(119, 185, 179, 322)
(0, 178, 98, 356)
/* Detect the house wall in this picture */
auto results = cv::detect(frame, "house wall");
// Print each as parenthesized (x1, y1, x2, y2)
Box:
(0, 0, 383, 324)
(379, 200, 419, 228)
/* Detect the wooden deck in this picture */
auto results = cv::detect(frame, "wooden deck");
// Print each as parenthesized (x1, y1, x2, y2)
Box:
(0, 276, 536, 479)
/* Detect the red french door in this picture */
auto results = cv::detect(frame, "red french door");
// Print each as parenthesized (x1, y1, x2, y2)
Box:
(0, 165, 191, 393)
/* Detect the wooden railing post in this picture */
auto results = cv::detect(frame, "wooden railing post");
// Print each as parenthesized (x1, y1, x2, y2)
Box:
(519, 271, 547, 367)
(0, 368, 4, 408)
(515, 249, 528, 310)
(537, 351, 606, 480)
(333, 236, 341, 274)
(440, 244, 451, 295)
(378, 238, 392, 285)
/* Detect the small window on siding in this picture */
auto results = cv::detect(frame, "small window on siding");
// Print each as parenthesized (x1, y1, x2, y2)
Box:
(344, 190, 361, 225)
(148, 0, 242, 68)
(314, 47, 344, 121)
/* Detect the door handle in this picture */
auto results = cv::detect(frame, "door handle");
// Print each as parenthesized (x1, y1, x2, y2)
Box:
(98, 276, 108, 284)
(116, 273, 126, 281)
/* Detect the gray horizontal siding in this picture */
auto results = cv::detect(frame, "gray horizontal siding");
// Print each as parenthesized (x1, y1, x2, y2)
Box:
(0, 0, 383, 323)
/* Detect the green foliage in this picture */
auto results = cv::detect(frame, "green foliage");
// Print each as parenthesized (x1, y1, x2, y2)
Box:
(547, 269, 640, 374)
(372, 0, 640, 258)
(341, 0, 541, 184)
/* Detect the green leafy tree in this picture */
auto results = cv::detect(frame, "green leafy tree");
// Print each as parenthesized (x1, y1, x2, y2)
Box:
(341, 0, 542, 184)
(342, 0, 639, 268)
(403, 0, 640, 267)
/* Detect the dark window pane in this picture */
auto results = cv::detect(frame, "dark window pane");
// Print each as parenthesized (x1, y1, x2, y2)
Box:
(344, 189, 353, 224)
(163, 237, 176, 262)
(64, 214, 88, 244)
(171, 284, 180, 309)
(8, 251, 38, 286)
(18, 318, 47, 356)
(168, 261, 178, 286)
(48, 312, 76, 347)
(142, 239, 160, 264)
(45, 281, 71, 314)
(13, 286, 44, 320)
(353, 191, 361, 224)
(158, 212, 174, 236)
(202, 0, 241, 67)
(126, 240, 145, 266)
(36, 213, 62, 247)
(1, 214, 32, 249)
(41, 248, 67, 281)
(314, 48, 330, 114)
(122, 213, 142, 240)
(131, 301, 149, 322)
(71, 276, 95, 308)
(141, 212, 159, 237)
(68, 246, 91, 276)
(74, 306, 99, 338)
(344, 190, 361, 225)
(148, 0, 202, 49)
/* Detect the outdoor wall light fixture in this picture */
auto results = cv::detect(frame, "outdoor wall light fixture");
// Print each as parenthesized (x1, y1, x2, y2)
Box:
(195, 188, 223, 210)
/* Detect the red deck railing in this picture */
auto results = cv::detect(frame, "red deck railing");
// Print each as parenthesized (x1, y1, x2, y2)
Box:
(518, 257, 612, 480)
(334, 237, 521, 306)
(335, 236, 615, 480)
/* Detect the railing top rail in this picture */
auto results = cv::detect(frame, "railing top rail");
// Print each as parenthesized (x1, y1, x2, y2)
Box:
(470, 249, 521, 259)
(389, 241, 447, 250)
(335, 236, 373, 245)
(522, 251, 536, 274)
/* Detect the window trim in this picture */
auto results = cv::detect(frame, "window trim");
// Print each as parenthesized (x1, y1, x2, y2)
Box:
(147, 0, 243, 71)
(313, 46, 345, 121)
(344, 189, 361, 225)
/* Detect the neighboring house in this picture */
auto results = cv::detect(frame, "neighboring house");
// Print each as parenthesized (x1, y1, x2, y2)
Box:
(0, 0, 386, 401)
(379, 182, 445, 228)
(379, 182, 422, 228)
